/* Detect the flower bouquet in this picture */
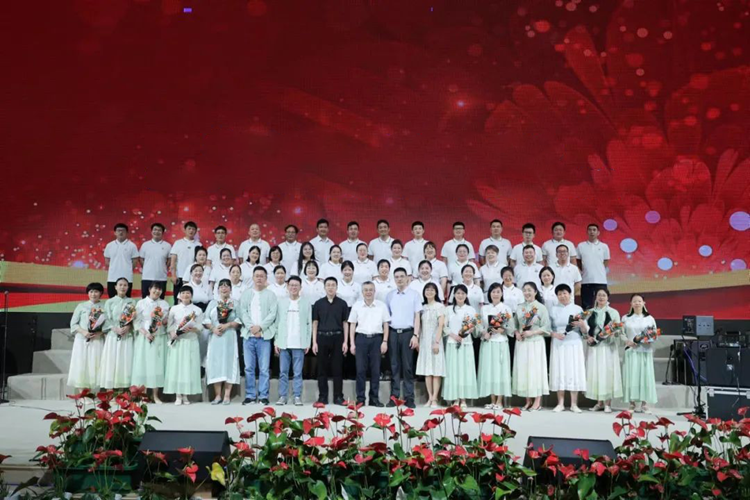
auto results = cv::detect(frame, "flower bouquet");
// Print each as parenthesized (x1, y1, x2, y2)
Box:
(486, 312, 512, 341)
(117, 303, 136, 341)
(565, 310, 591, 334)
(517, 306, 538, 341)
(589, 321, 624, 345)
(86, 307, 105, 343)
(171, 311, 197, 346)
(217, 300, 234, 324)
(457, 314, 481, 348)
(628, 326, 661, 349)
(147, 306, 165, 342)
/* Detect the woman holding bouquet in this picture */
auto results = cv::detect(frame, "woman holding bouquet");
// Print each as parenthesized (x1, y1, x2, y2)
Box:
(99, 277, 136, 389)
(478, 283, 513, 410)
(585, 288, 623, 413)
(415, 283, 446, 408)
(443, 285, 480, 409)
(622, 294, 658, 413)
(165, 285, 203, 405)
(548, 284, 588, 413)
(132, 282, 170, 403)
(203, 279, 242, 405)
(512, 282, 551, 411)
(67, 282, 106, 391)
(240, 246, 262, 285)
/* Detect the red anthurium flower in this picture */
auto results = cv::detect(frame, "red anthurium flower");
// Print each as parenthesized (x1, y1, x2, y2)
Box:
(225, 416, 243, 425)
(429, 408, 446, 416)
(247, 412, 266, 423)
(613, 422, 624, 436)
(390, 396, 405, 406)
(591, 462, 607, 476)
(181, 463, 198, 483)
(335, 460, 347, 469)
(716, 471, 728, 482)
(355, 453, 373, 464)
(712, 488, 722, 497)
(654, 461, 667, 469)
(503, 407, 521, 417)
(399, 408, 414, 417)
(574, 448, 590, 461)
(685, 413, 709, 431)
(615, 410, 632, 420)
(739, 407, 748, 416)
(373, 413, 392, 427)
(303, 419, 314, 435)
(43, 412, 60, 420)
(0, 454, 11, 464)
(313, 401, 326, 409)
(304, 436, 325, 447)
(177, 447, 194, 460)
(263, 406, 276, 418)
(656, 417, 674, 427)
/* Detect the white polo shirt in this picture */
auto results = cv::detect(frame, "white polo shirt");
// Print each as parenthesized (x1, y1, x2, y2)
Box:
(576, 240, 610, 284)
(279, 241, 302, 275)
(309, 236, 334, 263)
(348, 299, 390, 334)
(238, 238, 270, 264)
(415, 258, 449, 283)
(337, 279, 362, 307)
(207, 243, 237, 265)
(408, 277, 445, 302)
(440, 238, 476, 266)
(509, 243, 543, 264)
(373, 278, 396, 303)
(170, 238, 199, 278)
(403, 239, 428, 270)
(502, 285, 524, 313)
(478, 237, 513, 265)
(550, 261, 583, 291)
(368, 237, 394, 264)
(388, 257, 413, 280)
(514, 261, 544, 289)
(139, 239, 172, 281)
(480, 260, 504, 292)
(104, 239, 139, 282)
(319, 261, 344, 282)
(339, 239, 366, 263)
(353, 259, 378, 284)
(447, 260, 479, 284)
(541, 238, 577, 263)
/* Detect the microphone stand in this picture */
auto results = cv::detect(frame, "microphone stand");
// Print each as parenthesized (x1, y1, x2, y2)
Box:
(0, 291, 9, 404)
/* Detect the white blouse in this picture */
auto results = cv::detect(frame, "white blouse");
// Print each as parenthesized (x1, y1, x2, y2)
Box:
(353, 259, 378, 284)
(373, 277, 396, 303)
(449, 282, 485, 308)
(480, 261, 504, 292)
(388, 258, 413, 280)
(267, 282, 289, 300)
(263, 261, 287, 277)
(480, 302, 513, 342)
(187, 279, 212, 305)
(502, 285, 524, 313)
(446, 304, 478, 345)
(540, 285, 559, 309)
(448, 260, 479, 284)
(209, 263, 232, 295)
(416, 258, 449, 283)
(182, 263, 212, 283)
(301, 278, 325, 303)
(135, 297, 170, 333)
(337, 279, 362, 307)
(226, 281, 248, 302)
(408, 277, 445, 302)
(623, 313, 658, 353)
(240, 262, 263, 286)
(549, 302, 584, 343)
(319, 261, 344, 282)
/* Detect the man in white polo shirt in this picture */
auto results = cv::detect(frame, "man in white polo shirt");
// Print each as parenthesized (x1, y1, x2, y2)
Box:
(206, 225, 236, 267)
(104, 223, 139, 298)
(550, 244, 582, 295)
(279, 224, 302, 275)
(310, 218, 334, 263)
(368, 219, 394, 264)
(513, 245, 543, 290)
(509, 223, 543, 266)
(139, 222, 171, 299)
(169, 221, 199, 304)
(576, 223, 611, 310)
(478, 219, 512, 266)
(440, 221, 476, 267)
(339, 221, 365, 263)
(403, 221, 428, 271)
(238, 223, 270, 264)
(541, 221, 577, 266)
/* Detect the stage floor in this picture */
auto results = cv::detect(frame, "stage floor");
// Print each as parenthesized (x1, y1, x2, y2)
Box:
(0, 399, 696, 467)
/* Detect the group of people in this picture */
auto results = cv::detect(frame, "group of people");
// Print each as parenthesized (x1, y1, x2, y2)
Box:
(67, 217, 658, 412)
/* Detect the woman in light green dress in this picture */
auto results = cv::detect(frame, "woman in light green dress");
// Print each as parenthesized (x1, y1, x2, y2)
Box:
(164, 286, 204, 405)
(67, 282, 106, 391)
(622, 293, 658, 413)
(585, 288, 623, 413)
(203, 279, 242, 405)
(99, 278, 136, 389)
(478, 283, 513, 410)
(511, 282, 551, 411)
(132, 282, 170, 403)
(443, 285, 480, 409)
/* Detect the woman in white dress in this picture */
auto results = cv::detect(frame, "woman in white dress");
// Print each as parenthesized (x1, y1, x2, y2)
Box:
(301, 260, 325, 303)
(501, 266, 524, 312)
(337, 261, 362, 307)
(443, 285, 480, 409)
(449, 264, 484, 307)
(586, 288, 623, 413)
(203, 279, 242, 405)
(622, 293, 658, 413)
(132, 282, 170, 403)
(268, 265, 289, 299)
(478, 283, 513, 409)
(353, 243, 377, 284)
(512, 282, 551, 411)
(447, 244, 479, 286)
(422, 242, 449, 299)
(296, 242, 317, 277)
(227, 264, 248, 302)
(67, 282, 106, 391)
(373, 260, 396, 302)
(263, 246, 286, 276)
(320, 245, 344, 282)
(539, 267, 559, 309)
(240, 246, 262, 286)
(99, 278, 136, 389)
(164, 286, 203, 405)
(209, 248, 233, 296)
(549, 284, 588, 413)
(408, 260, 445, 303)
(415, 283, 446, 407)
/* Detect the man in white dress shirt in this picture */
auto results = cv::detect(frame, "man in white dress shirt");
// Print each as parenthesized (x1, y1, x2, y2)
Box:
(310, 218, 335, 263)
(551, 244, 583, 295)
(576, 223, 611, 310)
(385, 269, 422, 409)
(139, 223, 172, 299)
(541, 222, 577, 266)
(206, 225, 237, 267)
(368, 219, 394, 264)
(509, 223, 543, 266)
(104, 223, 140, 298)
(238, 223, 270, 264)
(279, 224, 302, 275)
(478, 219, 512, 266)
(513, 245, 544, 290)
(403, 221, 428, 271)
(440, 221, 476, 267)
(339, 221, 365, 263)
(169, 221, 199, 304)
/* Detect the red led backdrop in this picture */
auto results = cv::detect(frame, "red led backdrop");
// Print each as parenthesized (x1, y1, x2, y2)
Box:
(2, 0, 749, 318)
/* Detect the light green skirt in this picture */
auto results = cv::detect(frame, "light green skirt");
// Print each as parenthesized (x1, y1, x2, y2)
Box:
(131, 332, 167, 388)
(622, 349, 658, 404)
(477, 341, 512, 397)
(442, 342, 478, 401)
(164, 333, 202, 395)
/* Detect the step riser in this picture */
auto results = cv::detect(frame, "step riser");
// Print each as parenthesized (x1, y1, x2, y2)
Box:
(32, 350, 73, 374)
(51, 328, 75, 350)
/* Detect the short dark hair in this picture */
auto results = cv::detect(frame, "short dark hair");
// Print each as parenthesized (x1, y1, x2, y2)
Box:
(219, 248, 232, 258)
(150, 222, 165, 231)
(115, 277, 130, 285)
(347, 221, 359, 229)
(268, 245, 283, 261)
(341, 260, 354, 272)
(376, 219, 390, 227)
(551, 221, 566, 231)
(287, 276, 302, 285)
(253, 266, 268, 275)
(453, 221, 465, 229)
(329, 244, 342, 256)
(356, 242, 368, 251)
(522, 244, 535, 252)
(555, 284, 572, 295)
(418, 259, 432, 269)
(522, 223, 536, 233)
(148, 281, 164, 292)
(229, 264, 242, 274)
(539, 266, 555, 282)
(490, 219, 503, 226)
(391, 239, 403, 249)
(556, 244, 569, 253)
(487, 282, 503, 302)
(285, 224, 299, 233)
(114, 223, 128, 232)
(316, 218, 329, 228)
(324, 277, 338, 285)
(485, 244, 499, 254)
(304, 260, 319, 275)
(456, 243, 470, 254)
(588, 223, 600, 231)
(214, 225, 227, 233)
(501, 266, 514, 278)
(412, 221, 424, 229)
(194, 246, 208, 260)
(273, 265, 286, 274)
(218, 278, 232, 288)
(179, 285, 194, 296)
(393, 267, 408, 277)
(377, 259, 391, 269)
(86, 282, 104, 294)
(190, 263, 204, 274)
(184, 221, 198, 230)
(424, 241, 437, 251)
(460, 264, 475, 276)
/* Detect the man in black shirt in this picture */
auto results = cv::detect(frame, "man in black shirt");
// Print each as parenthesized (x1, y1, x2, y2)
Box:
(312, 277, 349, 405)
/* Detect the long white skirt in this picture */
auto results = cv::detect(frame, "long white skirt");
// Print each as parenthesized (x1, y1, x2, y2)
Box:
(67, 334, 103, 390)
(98, 331, 134, 389)
(511, 336, 549, 397)
(585, 342, 622, 401)
(549, 339, 587, 392)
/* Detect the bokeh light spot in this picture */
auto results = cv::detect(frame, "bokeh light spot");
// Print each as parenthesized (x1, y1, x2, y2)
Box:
(645, 210, 661, 224)
(620, 238, 638, 253)
(657, 257, 673, 271)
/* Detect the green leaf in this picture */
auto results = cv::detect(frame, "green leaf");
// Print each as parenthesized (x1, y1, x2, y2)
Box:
(577, 473, 595, 500)
(458, 475, 480, 493)
(518, 466, 537, 477)
(607, 486, 629, 499)
(638, 474, 659, 483)
(309, 480, 327, 500)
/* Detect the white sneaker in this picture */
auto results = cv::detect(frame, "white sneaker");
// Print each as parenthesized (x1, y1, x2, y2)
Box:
(174, 395, 183, 406)
(276, 397, 287, 406)
(294, 397, 303, 406)
(552, 405, 565, 413)
(571, 406, 582, 413)
(590, 403, 604, 412)
(604, 405, 612, 413)
(492, 404, 504, 411)
(182, 397, 191, 406)
(484, 403, 494, 409)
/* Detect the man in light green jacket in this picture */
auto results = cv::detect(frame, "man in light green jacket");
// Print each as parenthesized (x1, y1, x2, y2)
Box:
(239, 266, 278, 405)
(274, 276, 312, 405)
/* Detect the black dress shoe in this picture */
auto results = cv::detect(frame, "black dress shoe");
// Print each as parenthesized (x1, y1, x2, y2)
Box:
(333, 397, 346, 406)
(260, 398, 270, 405)
(369, 401, 384, 408)
(386, 400, 397, 408)
(316, 398, 328, 405)
(242, 398, 254, 405)
(406, 401, 416, 409)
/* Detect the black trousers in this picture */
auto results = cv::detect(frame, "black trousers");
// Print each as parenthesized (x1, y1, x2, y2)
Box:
(389, 329, 415, 403)
(356, 334, 382, 403)
(141, 280, 167, 299)
(107, 281, 133, 298)
(581, 283, 608, 310)
(317, 333, 344, 401)
(173, 278, 184, 305)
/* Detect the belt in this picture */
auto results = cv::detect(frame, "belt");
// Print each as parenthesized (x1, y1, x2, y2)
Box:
(356, 332, 383, 338)
(318, 330, 344, 336)
(393, 328, 414, 334)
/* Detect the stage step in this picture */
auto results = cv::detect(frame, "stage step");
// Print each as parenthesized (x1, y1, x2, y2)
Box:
(32, 350, 72, 374)
(51, 328, 75, 350)
(8, 373, 74, 400)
